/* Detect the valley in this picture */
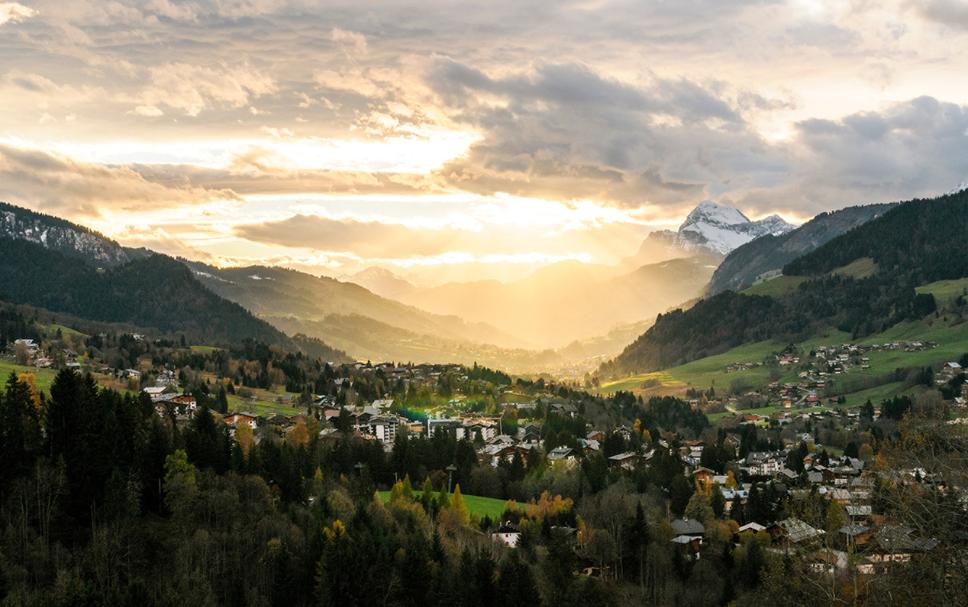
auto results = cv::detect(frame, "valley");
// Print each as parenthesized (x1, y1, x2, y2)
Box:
(5, 5, 968, 605)
(2, 190, 967, 607)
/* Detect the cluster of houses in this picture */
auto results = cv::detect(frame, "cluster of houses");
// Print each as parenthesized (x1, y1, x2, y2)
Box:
(718, 342, 947, 413)
(7, 337, 83, 370)
(667, 439, 955, 576)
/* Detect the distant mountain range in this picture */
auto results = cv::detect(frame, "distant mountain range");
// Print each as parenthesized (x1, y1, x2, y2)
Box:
(4, 195, 903, 375)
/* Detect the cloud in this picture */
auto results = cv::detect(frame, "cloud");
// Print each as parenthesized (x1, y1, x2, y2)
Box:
(915, 0, 968, 31)
(130, 105, 165, 117)
(131, 162, 439, 196)
(139, 62, 276, 116)
(425, 59, 772, 208)
(0, 2, 35, 26)
(0, 144, 239, 216)
(0, 0, 967, 266)
(736, 96, 968, 215)
(331, 27, 367, 54)
(236, 214, 468, 257)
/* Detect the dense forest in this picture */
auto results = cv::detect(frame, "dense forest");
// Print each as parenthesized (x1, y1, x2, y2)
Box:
(784, 189, 968, 281)
(1, 367, 964, 606)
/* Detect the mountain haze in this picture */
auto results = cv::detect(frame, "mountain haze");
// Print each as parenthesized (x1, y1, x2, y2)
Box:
(400, 256, 714, 348)
(342, 266, 417, 299)
(187, 262, 523, 348)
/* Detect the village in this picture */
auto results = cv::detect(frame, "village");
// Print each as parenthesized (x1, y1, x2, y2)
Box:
(5, 329, 968, 590)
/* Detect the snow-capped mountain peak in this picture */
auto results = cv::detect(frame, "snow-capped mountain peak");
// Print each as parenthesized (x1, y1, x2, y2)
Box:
(646, 200, 796, 257)
(680, 200, 750, 231)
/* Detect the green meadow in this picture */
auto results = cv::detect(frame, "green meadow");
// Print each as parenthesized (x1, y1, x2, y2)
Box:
(377, 491, 524, 519)
(0, 360, 58, 393)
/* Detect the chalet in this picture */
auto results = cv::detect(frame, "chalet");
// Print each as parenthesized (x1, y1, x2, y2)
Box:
(671, 518, 705, 539)
(738, 522, 766, 534)
(607, 451, 640, 471)
(317, 428, 343, 445)
(742, 451, 785, 477)
(491, 522, 521, 548)
(12, 338, 39, 361)
(869, 525, 939, 571)
(464, 418, 498, 442)
(614, 425, 634, 441)
(578, 438, 600, 455)
(427, 418, 464, 438)
(371, 398, 394, 409)
(775, 518, 824, 545)
(838, 524, 872, 548)
(320, 406, 341, 422)
(224, 412, 259, 430)
(829, 488, 851, 504)
(171, 394, 197, 411)
(143, 386, 169, 402)
(480, 443, 521, 467)
(845, 505, 872, 521)
(692, 467, 715, 486)
(547, 446, 576, 465)
(549, 403, 578, 417)
(671, 534, 703, 560)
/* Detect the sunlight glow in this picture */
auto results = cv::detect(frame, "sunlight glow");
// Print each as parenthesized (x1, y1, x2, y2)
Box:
(0, 129, 481, 174)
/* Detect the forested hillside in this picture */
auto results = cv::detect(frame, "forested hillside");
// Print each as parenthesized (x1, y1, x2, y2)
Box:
(784, 190, 968, 281)
(0, 238, 291, 346)
(603, 190, 967, 376)
(707, 202, 895, 293)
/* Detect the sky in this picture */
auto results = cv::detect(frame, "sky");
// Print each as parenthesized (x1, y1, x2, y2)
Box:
(1, 0, 968, 284)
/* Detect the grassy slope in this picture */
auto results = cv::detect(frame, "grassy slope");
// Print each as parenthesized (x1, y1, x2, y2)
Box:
(601, 327, 849, 395)
(0, 360, 58, 393)
(377, 491, 523, 519)
(190, 345, 222, 354)
(600, 313, 968, 415)
(227, 392, 306, 417)
(916, 277, 968, 306)
(41, 323, 89, 338)
(830, 257, 878, 279)
(741, 276, 807, 298)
